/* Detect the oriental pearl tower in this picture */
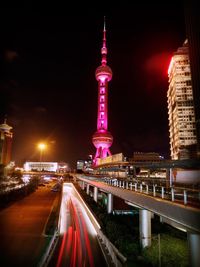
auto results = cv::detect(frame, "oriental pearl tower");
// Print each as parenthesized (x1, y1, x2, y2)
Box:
(92, 18, 113, 165)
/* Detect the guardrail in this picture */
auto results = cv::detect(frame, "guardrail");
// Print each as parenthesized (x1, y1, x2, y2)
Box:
(97, 230, 127, 267)
(73, 182, 127, 267)
(105, 179, 200, 208)
(37, 228, 59, 267)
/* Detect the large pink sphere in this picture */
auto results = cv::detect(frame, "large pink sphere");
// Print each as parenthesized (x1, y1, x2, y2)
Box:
(95, 65, 112, 81)
(92, 131, 113, 148)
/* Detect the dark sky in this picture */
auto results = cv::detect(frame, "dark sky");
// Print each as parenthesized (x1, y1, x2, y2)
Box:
(0, 2, 186, 168)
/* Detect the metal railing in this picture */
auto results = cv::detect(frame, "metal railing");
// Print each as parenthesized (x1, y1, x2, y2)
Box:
(97, 230, 127, 267)
(104, 178, 200, 208)
(37, 228, 59, 267)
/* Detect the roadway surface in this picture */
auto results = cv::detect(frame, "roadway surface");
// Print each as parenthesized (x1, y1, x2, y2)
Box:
(48, 183, 107, 267)
(76, 175, 200, 233)
(0, 184, 58, 267)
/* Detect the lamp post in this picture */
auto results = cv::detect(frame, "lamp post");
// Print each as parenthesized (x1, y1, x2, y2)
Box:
(38, 143, 46, 172)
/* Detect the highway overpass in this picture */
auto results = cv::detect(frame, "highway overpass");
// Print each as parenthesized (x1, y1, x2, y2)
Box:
(73, 173, 200, 267)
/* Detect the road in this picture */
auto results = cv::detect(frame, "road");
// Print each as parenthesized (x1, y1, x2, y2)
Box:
(0, 183, 58, 267)
(76, 175, 200, 234)
(48, 183, 107, 267)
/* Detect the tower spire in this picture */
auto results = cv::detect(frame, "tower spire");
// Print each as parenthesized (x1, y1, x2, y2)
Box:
(4, 114, 7, 124)
(101, 16, 107, 66)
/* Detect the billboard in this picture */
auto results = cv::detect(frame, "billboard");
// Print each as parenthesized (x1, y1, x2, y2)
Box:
(97, 153, 124, 165)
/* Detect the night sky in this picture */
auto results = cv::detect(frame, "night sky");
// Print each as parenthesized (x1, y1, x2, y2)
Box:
(0, 2, 186, 168)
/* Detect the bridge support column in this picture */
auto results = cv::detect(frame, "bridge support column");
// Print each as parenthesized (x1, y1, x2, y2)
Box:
(126, 182, 129, 189)
(188, 231, 200, 267)
(153, 185, 156, 196)
(139, 209, 151, 248)
(73, 175, 76, 183)
(135, 183, 137, 191)
(82, 181, 85, 190)
(107, 193, 113, 214)
(169, 168, 173, 187)
(86, 184, 90, 195)
(166, 168, 170, 188)
(93, 187, 98, 202)
(130, 183, 133, 190)
(146, 184, 149, 194)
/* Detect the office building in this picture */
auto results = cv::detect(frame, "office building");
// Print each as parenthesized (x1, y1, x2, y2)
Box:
(168, 39, 197, 159)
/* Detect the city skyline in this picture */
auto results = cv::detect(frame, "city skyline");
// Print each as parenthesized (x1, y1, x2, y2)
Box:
(0, 2, 186, 168)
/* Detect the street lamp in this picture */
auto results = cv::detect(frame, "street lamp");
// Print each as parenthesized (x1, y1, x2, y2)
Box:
(38, 143, 46, 172)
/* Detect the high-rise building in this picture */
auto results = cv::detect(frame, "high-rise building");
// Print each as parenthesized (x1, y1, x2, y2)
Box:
(184, 0, 200, 158)
(92, 18, 113, 165)
(0, 118, 13, 165)
(167, 39, 197, 160)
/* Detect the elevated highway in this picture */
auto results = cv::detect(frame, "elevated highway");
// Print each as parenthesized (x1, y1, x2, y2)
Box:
(93, 158, 200, 170)
(73, 173, 200, 267)
(75, 174, 200, 233)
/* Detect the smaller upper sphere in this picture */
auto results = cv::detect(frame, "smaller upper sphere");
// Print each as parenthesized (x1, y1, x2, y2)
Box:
(95, 65, 113, 81)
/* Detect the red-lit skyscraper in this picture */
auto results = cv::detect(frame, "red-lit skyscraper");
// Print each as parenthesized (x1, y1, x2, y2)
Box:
(0, 119, 13, 166)
(92, 19, 113, 165)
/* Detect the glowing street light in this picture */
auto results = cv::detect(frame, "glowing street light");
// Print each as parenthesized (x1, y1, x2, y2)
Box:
(38, 143, 46, 171)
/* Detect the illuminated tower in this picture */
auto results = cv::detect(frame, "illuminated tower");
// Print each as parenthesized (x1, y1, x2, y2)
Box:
(92, 18, 113, 165)
(167, 40, 197, 160)
(0, 118, 13, 165)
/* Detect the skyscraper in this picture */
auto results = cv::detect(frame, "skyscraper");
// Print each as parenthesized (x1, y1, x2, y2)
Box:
(167, 40, 197, 160)
(92, 18, 113, 165)
(184, 0, 200, 158)
(0, 118, 13, 165)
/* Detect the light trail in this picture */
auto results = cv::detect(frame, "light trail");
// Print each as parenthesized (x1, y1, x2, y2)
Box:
(53, 183, 104, 267)
(56, 231, 67, 267)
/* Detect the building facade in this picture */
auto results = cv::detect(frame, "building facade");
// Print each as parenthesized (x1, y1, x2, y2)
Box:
(167, 39, 197, 160)
(0, 119, 13, 166)
(131, 152, 164, 162)
(24, 162, 58, 172)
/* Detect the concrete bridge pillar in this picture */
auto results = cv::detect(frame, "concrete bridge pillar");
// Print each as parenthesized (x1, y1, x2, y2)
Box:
(188, 231, 200, 267)
(86, 184, 90, 195)
(82, 181, 85, 190)
(94, 186, 98, 202)
(73, 175, 76, 183)
(139, 209, 151, 248)
(107, 193, 113, 214)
